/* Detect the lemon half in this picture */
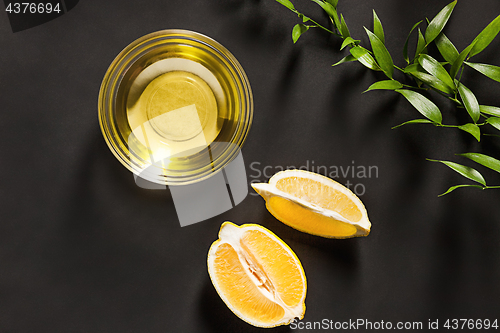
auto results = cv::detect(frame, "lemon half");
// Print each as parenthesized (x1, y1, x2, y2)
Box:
(207, 222, 307, 328)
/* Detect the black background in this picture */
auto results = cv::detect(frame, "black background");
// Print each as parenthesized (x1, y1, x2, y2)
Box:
(1, 0, 500, 332)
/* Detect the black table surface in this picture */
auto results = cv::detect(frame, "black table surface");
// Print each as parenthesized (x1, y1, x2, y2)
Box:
(1, 0, 500, 332)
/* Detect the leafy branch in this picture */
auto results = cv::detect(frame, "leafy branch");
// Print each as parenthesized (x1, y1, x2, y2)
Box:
(275, 0, 500, 196)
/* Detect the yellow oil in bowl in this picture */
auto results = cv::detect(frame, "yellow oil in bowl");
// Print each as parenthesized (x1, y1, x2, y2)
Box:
(99, 30, 253, 186)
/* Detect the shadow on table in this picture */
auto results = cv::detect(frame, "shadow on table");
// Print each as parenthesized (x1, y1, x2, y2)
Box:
(60, 129, 175, 214)
(290, 231, 359, 273)
(46, 134, 182, 331)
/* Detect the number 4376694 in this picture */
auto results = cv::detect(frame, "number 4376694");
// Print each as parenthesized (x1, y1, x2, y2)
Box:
(444, 319, 498, 330)
(5, 3, 61, 14)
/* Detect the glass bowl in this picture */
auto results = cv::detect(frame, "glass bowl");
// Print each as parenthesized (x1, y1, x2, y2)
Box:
(98, 29, 253, 186)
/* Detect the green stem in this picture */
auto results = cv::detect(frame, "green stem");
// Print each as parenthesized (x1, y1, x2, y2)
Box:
(394, 65, 405, 72)
(301, 14, 335, 34)
(425, 86, 463, 106)
(455, 57, 470, 105)
(449, 97, 462, 106)
(422, 86, 462, 107)
(328, 17, 342, 37)
(311, 20, 336, 35)
(290, 8, 339, 36)
(436, 123, 459, 128)
(458, 62, 466, 83)
(402, 84, 427, 90)
(431, 88, 451, 99)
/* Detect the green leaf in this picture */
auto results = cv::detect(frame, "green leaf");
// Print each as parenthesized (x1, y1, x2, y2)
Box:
(438, 184, 484, 196)
(292, 24, 309, 43)
(310, 0, 331, 13)
(457, 81, 480, 123)
(465, 62, 500, 83)
(418, 54, 456, 91)
(408, 71, 455, 95)
(340, 37, 360, 51)
(457, 153, 500, 174)
(311, 0, 340, 30)
(350, 46, 381, 71)
(425, 0, 457, 44)
(391, 119, 434, 129)
(364, 80, 403, 93)
(364, 27, 394, 78)
(403, 21, 422, 64)
(395, 89, 443, 124)
(276, 0, 295, 10)
(340, 14, 350, 38)
(415, 28, 427, 59)
(332, 54, 356, 67)
(404, 63, 451, 93)
(325, 0, 338, 8)
(469, 14, 500, 57)
(486, 117, 500, 131)
(298, 13, 310, 23)
(404, 63, 453, 94)
(327, 3, 341, 31)
(458, 123, 481, 142)
(450, 41, 476, 79)
(480, 105, 500, 117)
(434, 32, 459, 64)
(373, 10, 385, 44)
(404, 63, 420, 74)
(427, 159, 486, 185)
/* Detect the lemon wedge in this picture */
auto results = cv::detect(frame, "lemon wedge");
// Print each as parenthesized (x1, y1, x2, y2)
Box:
(252, 170, 371, 238)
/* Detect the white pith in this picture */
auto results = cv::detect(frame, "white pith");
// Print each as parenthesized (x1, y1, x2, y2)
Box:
(207, 223, 306, 327)
(252, 169, 371, 233)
